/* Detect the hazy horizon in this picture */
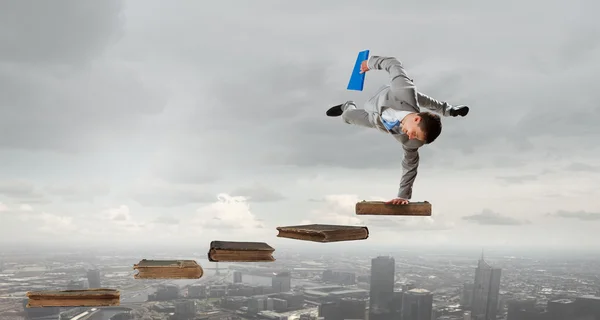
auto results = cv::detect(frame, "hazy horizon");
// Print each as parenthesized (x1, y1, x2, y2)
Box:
(3, 242, 600, 260)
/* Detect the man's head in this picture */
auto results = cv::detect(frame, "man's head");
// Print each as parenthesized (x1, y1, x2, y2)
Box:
(401, 112, 442, 144)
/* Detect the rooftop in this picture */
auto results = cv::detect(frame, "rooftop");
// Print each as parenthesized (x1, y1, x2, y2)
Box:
(408, 288, 431, 295)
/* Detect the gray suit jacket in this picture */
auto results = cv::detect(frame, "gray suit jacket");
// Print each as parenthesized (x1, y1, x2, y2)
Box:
(366, 55, 452, 200)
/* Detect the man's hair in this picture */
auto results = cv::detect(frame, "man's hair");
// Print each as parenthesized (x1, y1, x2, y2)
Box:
(417, 112, 442, 144)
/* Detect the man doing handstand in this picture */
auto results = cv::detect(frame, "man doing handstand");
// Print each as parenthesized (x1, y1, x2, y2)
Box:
(326, 55, 469, 205)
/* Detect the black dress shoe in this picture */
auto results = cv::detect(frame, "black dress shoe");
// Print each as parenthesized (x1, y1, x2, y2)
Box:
(449, 105, 469, 117)
(326, 104, 344, 117)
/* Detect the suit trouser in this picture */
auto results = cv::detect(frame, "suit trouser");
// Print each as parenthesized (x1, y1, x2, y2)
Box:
(341, 85, 390, 133)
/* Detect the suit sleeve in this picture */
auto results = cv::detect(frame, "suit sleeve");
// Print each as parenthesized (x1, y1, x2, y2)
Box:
(417, 91, 452, 116)
(398, 145, 419, 200)
(367, 55, 418, 108)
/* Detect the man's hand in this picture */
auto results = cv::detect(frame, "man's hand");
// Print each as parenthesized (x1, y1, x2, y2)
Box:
(359, 60, 370, 74)
(386, 198, 409, 205)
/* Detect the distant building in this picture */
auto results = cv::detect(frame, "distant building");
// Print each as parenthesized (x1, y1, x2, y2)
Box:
(400, 288, 433, 320)
(461, 282, 474, 308)
(67, 279, 88, 290)
(572, 295, 600, 319)
(210, 284, 227, 297)
(368, 256, 395, 319)
(304, 285, 368, 302)
(272, 271, 292, 292)
(175, 300, 196, 319)
(233, 271, 242, 283)
(248, 296, 268, 314)
(318, 301, 338, 320)
(463, 310, 472, 320)
(150, 284, 179, 301)
(507, 298, 544, 320)
(470, 253, 501, 320)
(317, 298, 366, 320)
(322, 270, 356, 285)
(279, 292, 304, 309)
(22, 299, 59, 320)
(401, 283, 416, 292)
(390, 290, 403, 318)
(272, 298, 288, 312)
(188, 284, 207, 298)
(87, 269, 101, 288)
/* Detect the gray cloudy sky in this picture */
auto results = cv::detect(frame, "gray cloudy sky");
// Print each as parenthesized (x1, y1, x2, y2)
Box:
(1, 0, 599, 253)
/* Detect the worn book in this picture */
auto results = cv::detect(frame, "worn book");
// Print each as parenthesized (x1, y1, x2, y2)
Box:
(355, 200, 432, 216)
(276, 224, 369, 242)
(133, 259, 204, 279)
(26, 289, 120, 308)
(208, 240, 275, 262)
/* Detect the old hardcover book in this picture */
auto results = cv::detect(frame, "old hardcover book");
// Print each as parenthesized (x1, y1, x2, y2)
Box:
(208, 240, 275, 262)
(133, 259, 203, 279)
(26, 289, 120, 308)
(276, 224, 369, 242)
(355, 200, 432, 216)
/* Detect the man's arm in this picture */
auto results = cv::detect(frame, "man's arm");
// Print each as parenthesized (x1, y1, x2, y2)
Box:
(417, 91, 453, 116)
(397, 145, 420, 200)
(366, 56, 418, 107)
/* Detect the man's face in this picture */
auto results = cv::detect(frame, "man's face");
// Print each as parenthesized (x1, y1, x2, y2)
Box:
(402, 116, 426, 141)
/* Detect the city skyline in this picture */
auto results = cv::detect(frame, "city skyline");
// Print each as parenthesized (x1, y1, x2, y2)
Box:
(3, 247, 599, 320)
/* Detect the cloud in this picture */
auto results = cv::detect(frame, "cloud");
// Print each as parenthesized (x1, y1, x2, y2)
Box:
(148, 152, 222, 185)
(230, 183, 286, 202)
(564, 162, 600, 173)
(128, 184, 216, 207)
(0, 1, 166, 154)
(93, 205, 147, 235)
(0, 180, 111, 204)
(0, 193, 270, 245)
(145, 0, 600, 176)
(44, 182, 111, 203)
(0, 202, 35, 216)
(105, 205, 132, 222)
(547, 210, 600, 221)
(153, 215, 179, 225)
(191, 193, 265, 231)
(462, 209, 531, 226)
(496, 175, 538, 184)
(0, 180, 39, 197)
(2, 0, 600, 249)
(0, 1, 123, 65)
(0, 61, 167, 153)
(37, 212, 78, 235)
(0, 180, 48, 204)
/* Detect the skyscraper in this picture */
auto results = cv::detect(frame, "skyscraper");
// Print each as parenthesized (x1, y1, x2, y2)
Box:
(506, 298, 542, 320)
(233, 271, 242, 283)
(272, 271, 291, 292)
(461, 282, 474, 307)
(470, 253, 501, 320)
(87, 269, 101, 288)
(401, 288, 433, 320)
(369, 256, 395, 320)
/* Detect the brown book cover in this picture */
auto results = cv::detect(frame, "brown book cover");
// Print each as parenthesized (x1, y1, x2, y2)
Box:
(26, 289, 120, 308)
(133, 259, 204, 279)
(276, 224, 369, 242)
(355, 200, 432, 216)
(208, 240, 275, 262)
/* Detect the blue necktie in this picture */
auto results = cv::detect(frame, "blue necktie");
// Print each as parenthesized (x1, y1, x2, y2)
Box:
(382, 119, 400, 131)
